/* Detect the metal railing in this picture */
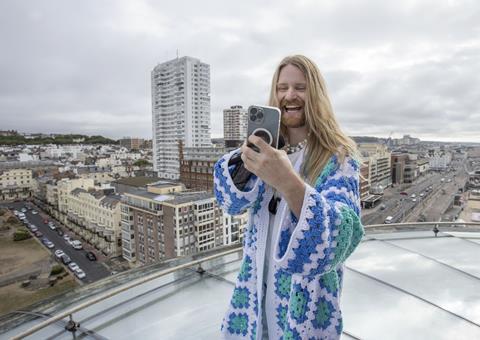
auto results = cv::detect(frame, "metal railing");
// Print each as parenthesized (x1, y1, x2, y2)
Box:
(9, 221, 480, 339)
(10, 246, 242, 340)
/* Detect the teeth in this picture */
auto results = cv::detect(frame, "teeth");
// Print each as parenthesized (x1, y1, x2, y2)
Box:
(285, 106, 301, 111)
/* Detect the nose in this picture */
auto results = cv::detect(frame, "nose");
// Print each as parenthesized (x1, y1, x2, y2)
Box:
(285, 87, 297, 101)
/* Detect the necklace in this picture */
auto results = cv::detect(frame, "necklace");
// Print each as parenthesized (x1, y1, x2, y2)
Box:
(285, 138, 307, 154)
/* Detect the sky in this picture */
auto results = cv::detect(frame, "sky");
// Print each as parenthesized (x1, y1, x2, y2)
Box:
(1, 0, 479, 143)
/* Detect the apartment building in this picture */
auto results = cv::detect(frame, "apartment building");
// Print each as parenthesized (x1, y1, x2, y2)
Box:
(223, 212, 248, 245)
(179, 143, 226, 191)
(428, 148, 452, 170)
(77, 166, 114, 184)
(0, 168, 34, 201)
(119, 137, 145, 150)
(358, 143, 392, 189)
(57, 178, 95, 225)
(223, 105, 247, 148)
(359, 160, 371, 201)
(66, 187, 122, 256)
(152, 56, 211, 180)
(120, 181, 187, 263)
(121, 182, 242, 266)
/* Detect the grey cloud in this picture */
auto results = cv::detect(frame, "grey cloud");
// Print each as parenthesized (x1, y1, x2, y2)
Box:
(0, 0, 479, 142)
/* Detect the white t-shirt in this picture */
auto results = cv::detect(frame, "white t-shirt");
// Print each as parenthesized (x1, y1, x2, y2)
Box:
(262, 149, 303, 337)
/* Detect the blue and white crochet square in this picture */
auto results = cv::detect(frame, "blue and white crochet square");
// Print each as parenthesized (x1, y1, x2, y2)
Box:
(215, 153, 364, 340)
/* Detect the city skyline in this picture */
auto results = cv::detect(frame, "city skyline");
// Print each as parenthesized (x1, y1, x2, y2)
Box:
(1, 0, 479, 143)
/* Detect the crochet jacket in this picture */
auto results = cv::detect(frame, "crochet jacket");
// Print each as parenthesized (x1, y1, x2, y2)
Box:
(214, 149, 364, 340)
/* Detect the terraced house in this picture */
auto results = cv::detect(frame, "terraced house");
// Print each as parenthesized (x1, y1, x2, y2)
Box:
(66, 187, 122, 256)
(0, 168, 34, 201)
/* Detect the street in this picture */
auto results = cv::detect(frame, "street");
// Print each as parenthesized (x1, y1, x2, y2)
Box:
(361, 157, 468, 225)
(2, 201, 111, 284)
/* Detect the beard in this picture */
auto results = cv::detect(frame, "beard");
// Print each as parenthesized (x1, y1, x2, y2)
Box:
(280, 99, 306, 128)
(281, 113, 306, 128)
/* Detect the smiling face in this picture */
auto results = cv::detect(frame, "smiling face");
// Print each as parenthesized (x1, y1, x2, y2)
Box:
(276, 64, 307, 128)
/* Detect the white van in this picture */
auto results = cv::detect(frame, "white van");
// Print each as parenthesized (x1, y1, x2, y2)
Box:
(384, 216, 394, 224)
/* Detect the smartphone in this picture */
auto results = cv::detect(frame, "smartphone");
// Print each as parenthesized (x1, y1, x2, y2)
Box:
(246, 105, 281, 152)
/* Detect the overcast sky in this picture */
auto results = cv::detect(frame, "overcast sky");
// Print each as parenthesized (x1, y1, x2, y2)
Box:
(1, 0, 479, 142)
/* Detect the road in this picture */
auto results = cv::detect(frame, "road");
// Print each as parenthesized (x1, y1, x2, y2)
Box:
(361, 157, 468, 225)
(2, 201, 110, 284)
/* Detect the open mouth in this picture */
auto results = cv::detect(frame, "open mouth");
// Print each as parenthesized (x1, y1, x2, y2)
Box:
(284, 106, 302, 112)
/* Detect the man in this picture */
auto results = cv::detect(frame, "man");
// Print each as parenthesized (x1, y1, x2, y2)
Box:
(214, 55, 364, 339)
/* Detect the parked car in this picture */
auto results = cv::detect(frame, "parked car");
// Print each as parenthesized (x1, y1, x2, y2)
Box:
(384, 216, 394, 224)
(54, 249, 65, 259)
(410, 193, 416, 198)
(56, 228, 64, 236)
(71, 240, 83, 250)
(45, 241, 54, 249)
(32, 210, 38, 215)
(63, 234, 71, 242)
(34, 230, 43, 238)
(68, 262, 80, 272)
(75, 268, 86, 279)
(48, 222, 56, 230)
(43, 218, 49, 224)
(30, 226, 38, 232)
(85, 251, 97, 261)
(61, 254, 72, 265)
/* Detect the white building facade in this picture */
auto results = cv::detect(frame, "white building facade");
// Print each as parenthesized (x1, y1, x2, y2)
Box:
(223, 105, 247, 148)
(151, 56, 211, 180)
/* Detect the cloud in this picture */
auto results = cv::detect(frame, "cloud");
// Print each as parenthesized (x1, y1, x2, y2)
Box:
(0, 0, 479, 142)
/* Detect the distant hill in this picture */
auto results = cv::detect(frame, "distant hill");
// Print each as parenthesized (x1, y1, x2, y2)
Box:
(0, 134, 118, 146)
(351, 136, 384, 144)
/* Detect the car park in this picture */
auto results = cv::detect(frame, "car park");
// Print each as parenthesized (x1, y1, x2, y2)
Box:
(71, 240, 83, 250)
(75, 268, 86, 279)
(86, 251, 97, 261)
(68, 262, 80, 272)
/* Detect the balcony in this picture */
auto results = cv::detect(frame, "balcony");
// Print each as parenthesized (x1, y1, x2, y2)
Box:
(1, 222, 480, 339)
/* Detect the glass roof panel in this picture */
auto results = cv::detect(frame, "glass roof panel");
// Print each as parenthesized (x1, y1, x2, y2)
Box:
(346, 238, 480, 325)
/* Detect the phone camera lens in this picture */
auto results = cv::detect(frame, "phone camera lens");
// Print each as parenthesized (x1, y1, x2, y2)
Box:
(250, 113, 257, 121)
(256, 111, 263, 120)
(250, 107, 258, 115)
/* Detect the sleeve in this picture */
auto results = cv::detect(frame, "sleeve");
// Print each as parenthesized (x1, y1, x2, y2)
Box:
(213, 149, 266, 216)
(273, 157, 364, 277)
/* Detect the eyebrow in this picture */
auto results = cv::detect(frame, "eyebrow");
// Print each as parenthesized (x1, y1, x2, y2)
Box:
(276, 82, 306, 86)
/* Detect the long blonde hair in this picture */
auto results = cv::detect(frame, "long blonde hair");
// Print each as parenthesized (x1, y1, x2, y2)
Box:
(268, 55, 359, 184)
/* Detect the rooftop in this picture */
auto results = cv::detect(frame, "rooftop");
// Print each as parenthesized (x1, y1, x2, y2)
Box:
(1, 223, 480, 339)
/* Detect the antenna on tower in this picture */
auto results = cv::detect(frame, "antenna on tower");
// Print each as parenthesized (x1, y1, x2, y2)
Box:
(176, 49, 179, 59)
